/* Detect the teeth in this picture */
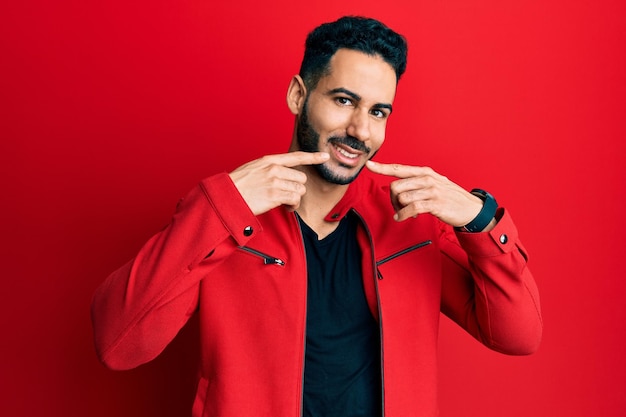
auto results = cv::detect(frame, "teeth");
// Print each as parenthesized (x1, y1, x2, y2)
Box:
(336, 146, 358, 158)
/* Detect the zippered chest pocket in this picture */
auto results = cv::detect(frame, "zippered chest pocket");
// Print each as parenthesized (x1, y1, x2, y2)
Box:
(376, 240, 432, 279)
(237, 245, 285, 266)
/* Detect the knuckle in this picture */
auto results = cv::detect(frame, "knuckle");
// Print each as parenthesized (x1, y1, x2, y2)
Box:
(267, 187, 281, 200)
(259, 155, 273, 165)
(294, 171, 307, 184)
(287, 191, 302, 204)
(269, 177, 281, 187)
(267, 163, 282, 177)
(409, 201, 422, 212)
(397, 192, 410, 205)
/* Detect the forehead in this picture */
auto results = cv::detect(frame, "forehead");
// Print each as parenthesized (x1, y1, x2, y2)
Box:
(316, 48, 397, 103)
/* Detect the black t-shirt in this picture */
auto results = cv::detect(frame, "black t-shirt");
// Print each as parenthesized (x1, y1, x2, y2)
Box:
(298, 212, 382, 417)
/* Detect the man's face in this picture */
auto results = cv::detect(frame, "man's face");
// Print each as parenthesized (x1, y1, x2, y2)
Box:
(296, 49, 397, 185)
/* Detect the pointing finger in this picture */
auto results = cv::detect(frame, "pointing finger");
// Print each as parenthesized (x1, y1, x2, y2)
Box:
(365, 160, 422, 179)
(268, 151, 330, 168)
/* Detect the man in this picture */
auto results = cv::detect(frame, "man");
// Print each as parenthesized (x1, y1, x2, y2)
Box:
(92, 16, 542, 417)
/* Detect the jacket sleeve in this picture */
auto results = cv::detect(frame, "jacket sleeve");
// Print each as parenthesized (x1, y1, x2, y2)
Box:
(439, 208, 543, 355)
(91, 173, 261, 370)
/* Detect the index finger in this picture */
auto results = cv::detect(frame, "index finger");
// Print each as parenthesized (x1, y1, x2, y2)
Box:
(267, 151, 330, 168)
(366, 160, 429, 179)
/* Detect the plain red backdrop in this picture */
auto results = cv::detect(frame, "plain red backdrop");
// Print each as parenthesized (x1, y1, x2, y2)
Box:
(2, 0, 625, 416)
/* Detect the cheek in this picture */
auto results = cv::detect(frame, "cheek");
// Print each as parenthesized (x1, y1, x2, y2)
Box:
(370, 124, 387, 150)
(310, 105, 352, 133)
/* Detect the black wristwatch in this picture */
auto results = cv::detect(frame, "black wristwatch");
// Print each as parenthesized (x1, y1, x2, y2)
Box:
(458, 189, 498, 232)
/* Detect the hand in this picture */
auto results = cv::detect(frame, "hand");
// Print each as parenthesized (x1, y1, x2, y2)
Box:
(229, 151, 330, 216)
(366, 160, 485, 227)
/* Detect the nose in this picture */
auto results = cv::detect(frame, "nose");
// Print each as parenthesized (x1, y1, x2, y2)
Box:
(346, 109, 371, 143)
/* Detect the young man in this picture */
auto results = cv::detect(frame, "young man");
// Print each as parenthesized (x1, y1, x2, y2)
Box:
(92, 16, 542, 417)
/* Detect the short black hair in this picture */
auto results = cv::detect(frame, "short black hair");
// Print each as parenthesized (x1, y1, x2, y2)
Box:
(299, 16, 408, 90)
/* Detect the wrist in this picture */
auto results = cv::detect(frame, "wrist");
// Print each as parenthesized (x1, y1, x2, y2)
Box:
(456, 189, 498, 233)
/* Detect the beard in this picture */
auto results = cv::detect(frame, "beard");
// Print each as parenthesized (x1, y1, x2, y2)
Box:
(296, 100, 372, 185)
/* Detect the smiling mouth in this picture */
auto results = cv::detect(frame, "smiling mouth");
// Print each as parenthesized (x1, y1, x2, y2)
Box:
(330, 142, 365, 168)
(335, 144, 359, 158)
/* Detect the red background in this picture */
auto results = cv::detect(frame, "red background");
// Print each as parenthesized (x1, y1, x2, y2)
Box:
(2, 0, 625, 416)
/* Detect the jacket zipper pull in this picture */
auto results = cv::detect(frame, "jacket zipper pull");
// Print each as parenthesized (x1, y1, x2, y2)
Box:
(266, 257, 285, 266)
(238, 246, 285, 266)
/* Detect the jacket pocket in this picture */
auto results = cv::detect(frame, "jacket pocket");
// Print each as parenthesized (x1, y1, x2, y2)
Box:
(237, 246, 285, 266)
(376, 240, 432, 279)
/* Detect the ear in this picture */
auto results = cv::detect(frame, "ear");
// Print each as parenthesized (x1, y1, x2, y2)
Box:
(286, 75, 307, 115)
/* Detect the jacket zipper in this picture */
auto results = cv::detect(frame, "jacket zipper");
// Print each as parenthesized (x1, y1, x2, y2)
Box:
(237, 246, 285, 266)
(294, 213, 308, 417)
(375, 240, 432, 280)
(352, 209, 386, 417)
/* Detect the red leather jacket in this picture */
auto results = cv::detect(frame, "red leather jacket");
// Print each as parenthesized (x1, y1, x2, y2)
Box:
(91, 170, 542, 417)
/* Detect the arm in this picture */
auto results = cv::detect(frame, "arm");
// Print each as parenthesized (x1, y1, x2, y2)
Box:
(91, 151, 329, 370)
(365, 160, 543, 354)
(438, 208, 543, 354)
(91, 173, 261, 370)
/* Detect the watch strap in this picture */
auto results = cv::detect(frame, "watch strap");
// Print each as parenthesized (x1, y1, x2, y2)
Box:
(460, 188, 498, 232)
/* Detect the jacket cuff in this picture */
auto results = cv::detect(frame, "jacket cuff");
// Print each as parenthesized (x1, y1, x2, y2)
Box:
(455, 208, 519, 257)
(199, 172, 262, 247)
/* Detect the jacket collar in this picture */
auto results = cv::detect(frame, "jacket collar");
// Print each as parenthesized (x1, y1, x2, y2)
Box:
(322, 171, 371, 222)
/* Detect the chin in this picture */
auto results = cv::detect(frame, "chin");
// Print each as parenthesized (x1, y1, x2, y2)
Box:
(315, 162, 365, 185)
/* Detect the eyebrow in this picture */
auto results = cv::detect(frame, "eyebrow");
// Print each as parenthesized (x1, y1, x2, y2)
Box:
(327, 87, 393, 113)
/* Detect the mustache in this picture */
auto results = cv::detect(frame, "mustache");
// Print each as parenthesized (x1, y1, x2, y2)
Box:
(328, 136, 371, 154)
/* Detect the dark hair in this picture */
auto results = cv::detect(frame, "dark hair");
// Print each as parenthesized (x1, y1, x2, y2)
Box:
(299, 16, 408, 90)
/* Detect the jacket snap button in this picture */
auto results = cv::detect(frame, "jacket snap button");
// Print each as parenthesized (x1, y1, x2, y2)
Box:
(331, 213, 340, 219)
(499, 234, 508, 244)
(243, 226, 254, 237)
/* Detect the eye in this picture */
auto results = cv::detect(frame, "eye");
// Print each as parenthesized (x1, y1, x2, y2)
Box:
(370, 108, 389, 119)
(335, 96, 353, 106)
